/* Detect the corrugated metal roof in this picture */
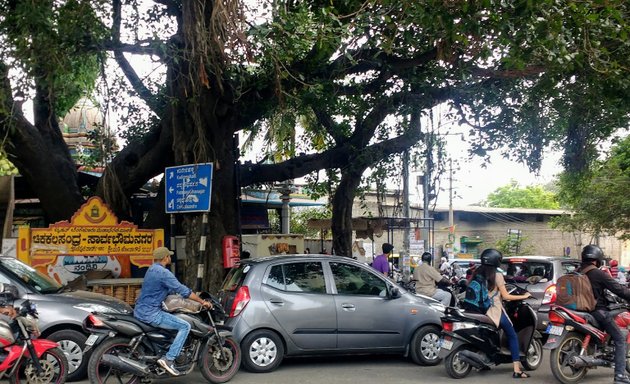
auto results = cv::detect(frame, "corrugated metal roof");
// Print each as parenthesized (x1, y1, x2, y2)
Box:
(432, 206, 569, 215)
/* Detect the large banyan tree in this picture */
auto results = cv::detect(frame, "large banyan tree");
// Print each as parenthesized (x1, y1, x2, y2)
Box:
(0, 0, 627, 289)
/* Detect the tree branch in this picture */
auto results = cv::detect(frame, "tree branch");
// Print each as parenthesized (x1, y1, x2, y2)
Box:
(240, 115, 421, 187)
(311, 106, 345, 144)
(113, 51, 164, 114)
(470, 66, 546, 79)
(110, 0, 163, 115)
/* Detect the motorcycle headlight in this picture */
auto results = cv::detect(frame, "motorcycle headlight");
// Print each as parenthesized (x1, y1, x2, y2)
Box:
(73, 303, 122, 314)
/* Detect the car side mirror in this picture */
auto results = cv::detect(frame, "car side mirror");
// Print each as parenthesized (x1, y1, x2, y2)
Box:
(388, 287, 401, 299)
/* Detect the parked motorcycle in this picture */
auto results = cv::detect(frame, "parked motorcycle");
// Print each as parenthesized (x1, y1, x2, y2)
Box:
(544, 300, 630, 384)
(0, 287, 68, 384)
(83, 293, 240, 384)
(438, 283, 543, 378)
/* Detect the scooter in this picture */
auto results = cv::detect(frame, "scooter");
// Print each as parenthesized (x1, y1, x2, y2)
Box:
(438, 283, 544, 378)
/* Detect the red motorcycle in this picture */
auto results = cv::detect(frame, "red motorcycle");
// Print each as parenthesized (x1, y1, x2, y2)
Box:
(544, 301, 630, 384)
(0, 286, 68, 384)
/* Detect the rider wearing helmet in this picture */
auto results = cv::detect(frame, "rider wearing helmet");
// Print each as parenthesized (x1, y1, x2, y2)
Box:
(581, 245, 630, 384)
(471, 248, 532, 379)
(412, 252, 451, 306)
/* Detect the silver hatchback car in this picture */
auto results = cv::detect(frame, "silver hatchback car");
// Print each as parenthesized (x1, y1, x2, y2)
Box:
(218, 255, 445, 373)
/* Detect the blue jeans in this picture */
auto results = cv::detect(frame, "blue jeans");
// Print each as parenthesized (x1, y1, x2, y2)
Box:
(592, 309, 627, 377)
(500, 311, 520, 362)
(150, 311, 191, 361)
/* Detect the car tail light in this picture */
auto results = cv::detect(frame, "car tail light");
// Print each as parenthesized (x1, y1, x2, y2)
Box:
(542, 284, 556, 305)
(442, 321, 453, 332)
(548, 310, 565, 325)
(230, 286, 250, 317)
(87, 314, 105, 328)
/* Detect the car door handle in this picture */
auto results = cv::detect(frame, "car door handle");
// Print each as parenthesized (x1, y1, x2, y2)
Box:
(341, 303, 356, 311)
(269, 299, 284, 305)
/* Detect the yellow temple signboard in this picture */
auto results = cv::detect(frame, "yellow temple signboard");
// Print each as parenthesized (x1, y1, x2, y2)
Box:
(18, 197, 164, 284)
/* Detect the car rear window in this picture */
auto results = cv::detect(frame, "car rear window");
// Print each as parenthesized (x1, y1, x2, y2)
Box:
(221, 264, 249, 292)
(502, 260, 553, 282)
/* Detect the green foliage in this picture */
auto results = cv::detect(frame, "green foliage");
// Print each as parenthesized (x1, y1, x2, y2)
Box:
(268, 207, 331, 238)
(553, 135, 630, 239)
(75, 125, 119, 169)
(484, 180, 560, 209)
(494, 235, 534, 257)
(0, 0, 107, 116)
(290, 207, 331, 238)
(0, 151, 18, 176)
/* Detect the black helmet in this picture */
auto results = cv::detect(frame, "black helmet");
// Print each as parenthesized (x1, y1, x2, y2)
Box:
(581, 244, 604, 266)
(480, 248, 503, 267)
(421, 252, 432, 263)
(0, 283, 17, 307)
(382, 243, 394, 254)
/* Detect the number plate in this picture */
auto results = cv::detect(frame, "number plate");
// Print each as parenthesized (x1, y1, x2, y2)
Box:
(546, 324, 564, 336)
(439, 338, 453, 350)
(85, 334, 99, 347)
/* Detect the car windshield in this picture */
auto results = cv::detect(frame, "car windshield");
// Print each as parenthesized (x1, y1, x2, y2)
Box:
(501, 260, 552, 282)
(0, 258, 62, 294)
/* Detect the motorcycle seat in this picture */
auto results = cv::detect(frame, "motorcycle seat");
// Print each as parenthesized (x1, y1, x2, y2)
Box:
(571, 310, 600, 328)
(113, 314, 161, 332)
(462, 311, 495, 325)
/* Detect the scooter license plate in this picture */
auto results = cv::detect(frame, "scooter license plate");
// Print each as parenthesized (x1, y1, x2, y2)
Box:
(546, 324, 564, 336)
(439, 339, 453, 350)
(85, 334, 99, 347)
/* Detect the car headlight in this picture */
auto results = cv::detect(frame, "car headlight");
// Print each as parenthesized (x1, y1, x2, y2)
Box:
(73, 303, 122, 314)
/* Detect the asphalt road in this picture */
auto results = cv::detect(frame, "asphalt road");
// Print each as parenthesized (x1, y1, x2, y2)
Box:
(77, 354, 616, 384)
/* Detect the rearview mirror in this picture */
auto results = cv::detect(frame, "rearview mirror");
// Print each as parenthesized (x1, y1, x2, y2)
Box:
(388, 287, 401, 299)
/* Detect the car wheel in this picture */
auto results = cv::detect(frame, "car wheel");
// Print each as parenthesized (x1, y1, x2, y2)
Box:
(48, 329, 88, 381)
(241, 330, 284, 373)
(410, 325, 442, 366)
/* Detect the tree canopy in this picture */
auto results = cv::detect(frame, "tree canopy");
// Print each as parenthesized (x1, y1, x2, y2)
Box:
(554, 135, 630, 240)
(0, 0, 628, 288)
(484, 180, 560, 209)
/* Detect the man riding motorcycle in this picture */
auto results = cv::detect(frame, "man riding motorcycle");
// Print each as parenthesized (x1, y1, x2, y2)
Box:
(134, 247, 212, 376)
(581, 244, 630, 384)
(413, 252, 451, 306)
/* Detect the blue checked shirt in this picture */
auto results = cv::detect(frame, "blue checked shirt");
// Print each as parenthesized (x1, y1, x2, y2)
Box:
(134, 263, 192, 323)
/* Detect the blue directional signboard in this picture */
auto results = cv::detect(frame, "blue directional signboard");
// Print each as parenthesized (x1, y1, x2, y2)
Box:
(165, 163, 213, 213)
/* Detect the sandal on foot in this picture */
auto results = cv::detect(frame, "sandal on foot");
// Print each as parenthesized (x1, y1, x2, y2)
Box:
(513, 372, 530, 379)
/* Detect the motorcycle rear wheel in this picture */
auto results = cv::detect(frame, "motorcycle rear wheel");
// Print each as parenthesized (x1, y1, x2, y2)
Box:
(199, 336, 241, 383)
(550, 332, 589, 384)
(10, 347, 68, 384)
(87, 337, 141, 384)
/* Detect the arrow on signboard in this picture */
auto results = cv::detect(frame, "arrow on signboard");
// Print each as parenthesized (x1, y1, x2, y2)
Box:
(168, 200, 175, 209)
(199, 177, 208, 187)
(169, 187, 174, 193)
(169, 171, 174, 179)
